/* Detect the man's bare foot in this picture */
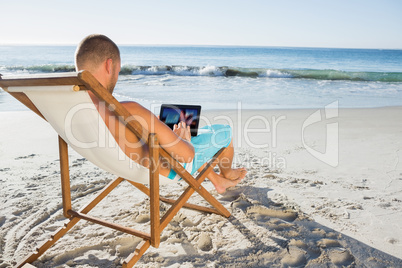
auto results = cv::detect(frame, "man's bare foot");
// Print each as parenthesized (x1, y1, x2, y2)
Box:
(220, 167, 247, 181)
(208, 171, 245, 194)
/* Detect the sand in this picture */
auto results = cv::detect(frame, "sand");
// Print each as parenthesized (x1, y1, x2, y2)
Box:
(0, 107, 401, 267)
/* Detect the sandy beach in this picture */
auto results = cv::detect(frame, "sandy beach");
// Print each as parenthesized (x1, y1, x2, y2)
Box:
(1, 107, 401, 267)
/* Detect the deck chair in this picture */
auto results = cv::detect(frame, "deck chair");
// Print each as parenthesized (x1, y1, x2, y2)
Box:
(0, 71, 231, 267)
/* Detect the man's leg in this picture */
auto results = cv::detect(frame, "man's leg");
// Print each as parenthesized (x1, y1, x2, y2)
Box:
(196, 138, 247, 193)
(206, 170, 243, 194)
(215, 139, 247, 181)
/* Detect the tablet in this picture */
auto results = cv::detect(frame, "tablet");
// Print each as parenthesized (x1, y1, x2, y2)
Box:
(159, 104, 201, 136)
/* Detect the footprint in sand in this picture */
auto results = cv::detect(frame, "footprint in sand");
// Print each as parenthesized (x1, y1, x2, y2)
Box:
(281, 246, 307, 267)
(317, 238, 341, 248)
(0, 216, 6, 227)
(246, 206, 298, 222)
(14, 154, 36, 160)
(289, 239, 321, 259)
(197, 232, 213, 252)
(72, 158, 87, 167)
(316, 238, 354, 266)
(231, 195, 253, 211)
(135, 214, 150, 224)
(219, 188, 243, 202)
(328, 248, 354, 266)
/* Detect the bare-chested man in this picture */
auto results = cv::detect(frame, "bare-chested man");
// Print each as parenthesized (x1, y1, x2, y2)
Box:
(75, 34, 246, 193)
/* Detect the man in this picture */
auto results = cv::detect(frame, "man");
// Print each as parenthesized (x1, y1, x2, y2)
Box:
(75, 34, 246, 193)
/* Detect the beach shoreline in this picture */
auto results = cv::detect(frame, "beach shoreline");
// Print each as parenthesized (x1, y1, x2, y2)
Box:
(0, 107, 401, 266)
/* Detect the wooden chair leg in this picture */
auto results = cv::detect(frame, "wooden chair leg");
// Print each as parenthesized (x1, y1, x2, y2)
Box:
(149, 133, 160, 248)
(126, 180, 150, 196)
(122, 240, 151, 268)
(58, 136, 71, 218)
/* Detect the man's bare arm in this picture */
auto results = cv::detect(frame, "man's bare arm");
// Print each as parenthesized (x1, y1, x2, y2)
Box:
(122, 102, 195, 163)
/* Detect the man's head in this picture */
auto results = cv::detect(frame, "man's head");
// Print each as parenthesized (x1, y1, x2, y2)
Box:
(75, 34, 121, 92)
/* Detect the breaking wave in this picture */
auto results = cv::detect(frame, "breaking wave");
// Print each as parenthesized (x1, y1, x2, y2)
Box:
(120, 65, 402, 82)
(1, 64, 76, 73)
(1, 64, 402, 82)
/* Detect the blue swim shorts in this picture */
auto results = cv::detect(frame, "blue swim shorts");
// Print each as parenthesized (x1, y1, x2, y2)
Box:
(167, 124, 232, 180)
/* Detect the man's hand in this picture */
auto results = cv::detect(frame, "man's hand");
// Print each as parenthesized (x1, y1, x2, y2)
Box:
(173, 121, 191, 142)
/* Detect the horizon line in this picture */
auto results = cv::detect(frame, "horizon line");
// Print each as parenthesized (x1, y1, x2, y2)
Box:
(0, 42, 401, 51)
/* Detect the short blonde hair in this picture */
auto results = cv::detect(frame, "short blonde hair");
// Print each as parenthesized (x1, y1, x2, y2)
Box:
(75, 34, 120, 71)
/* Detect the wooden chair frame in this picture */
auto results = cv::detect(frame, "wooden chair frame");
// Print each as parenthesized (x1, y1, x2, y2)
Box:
(0, 71, 231, 267)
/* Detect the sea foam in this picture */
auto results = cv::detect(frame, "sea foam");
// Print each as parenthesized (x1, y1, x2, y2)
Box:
(1, 64, 402, 82)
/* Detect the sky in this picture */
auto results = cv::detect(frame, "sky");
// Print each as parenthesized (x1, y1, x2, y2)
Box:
(1, 0, 402, 49)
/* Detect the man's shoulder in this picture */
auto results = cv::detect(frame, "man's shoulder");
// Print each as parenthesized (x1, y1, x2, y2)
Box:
(121, 101, 138, 107)
(120, 101, 144, 114)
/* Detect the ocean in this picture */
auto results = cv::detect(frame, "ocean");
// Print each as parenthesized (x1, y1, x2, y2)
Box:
(1, 45, 402, 111)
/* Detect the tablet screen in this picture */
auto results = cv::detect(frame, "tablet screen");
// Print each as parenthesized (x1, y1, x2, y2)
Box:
(159, 104, 201, 136)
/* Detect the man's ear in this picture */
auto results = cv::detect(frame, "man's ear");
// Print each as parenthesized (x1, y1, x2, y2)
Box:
(105, 58, 113, 74)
